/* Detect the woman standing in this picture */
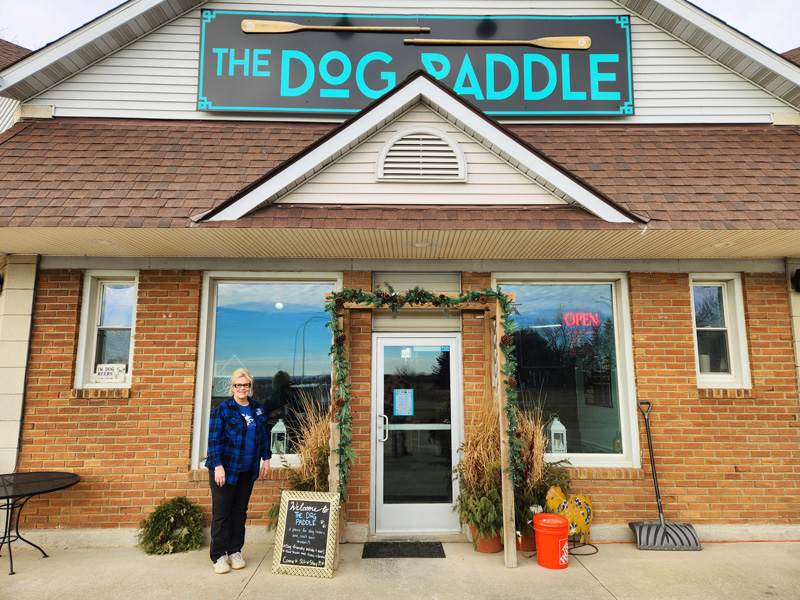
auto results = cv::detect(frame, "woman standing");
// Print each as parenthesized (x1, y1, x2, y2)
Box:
(206, 368, 271, 574)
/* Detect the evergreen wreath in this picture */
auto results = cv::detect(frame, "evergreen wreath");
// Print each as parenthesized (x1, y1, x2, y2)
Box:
(137, 496, 205, 555)
(325, 285, 523, 502)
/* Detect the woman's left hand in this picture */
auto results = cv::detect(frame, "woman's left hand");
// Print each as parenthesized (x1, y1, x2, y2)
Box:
(260, 459, 271, 479)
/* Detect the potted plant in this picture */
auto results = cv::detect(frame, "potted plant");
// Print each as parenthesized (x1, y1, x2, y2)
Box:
(454, 400, 504, 552)
(513, 395, 572, 551)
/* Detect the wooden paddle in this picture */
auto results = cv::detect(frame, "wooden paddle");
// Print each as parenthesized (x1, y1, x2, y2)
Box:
(404, 36, 591, 50)
(242, 19, 430, 34)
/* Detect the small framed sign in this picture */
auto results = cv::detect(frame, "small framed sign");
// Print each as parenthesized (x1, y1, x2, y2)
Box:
(271, 490, 339, 578)
(95, 363, 126, 383)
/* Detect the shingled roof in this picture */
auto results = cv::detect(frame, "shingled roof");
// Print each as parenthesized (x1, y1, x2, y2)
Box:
(1, 118, 799, 233)
(0, 39, 31, 70)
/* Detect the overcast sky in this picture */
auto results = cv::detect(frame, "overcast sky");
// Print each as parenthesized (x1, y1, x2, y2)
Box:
(0, 0, 798, 54)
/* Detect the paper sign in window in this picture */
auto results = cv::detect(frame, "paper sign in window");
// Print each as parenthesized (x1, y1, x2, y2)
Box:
(393, 389, 414, 416)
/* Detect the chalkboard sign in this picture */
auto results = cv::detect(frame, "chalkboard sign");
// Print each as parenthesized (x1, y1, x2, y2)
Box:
(271, 490, 339, 578)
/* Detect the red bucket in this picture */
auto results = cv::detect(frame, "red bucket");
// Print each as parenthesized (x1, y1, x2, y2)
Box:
(533, 513, 569, 569)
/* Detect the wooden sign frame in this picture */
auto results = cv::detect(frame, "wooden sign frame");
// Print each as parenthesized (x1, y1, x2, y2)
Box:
(271, 490, 340, 578)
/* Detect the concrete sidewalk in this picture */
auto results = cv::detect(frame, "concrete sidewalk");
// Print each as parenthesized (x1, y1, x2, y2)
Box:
(3, 540, 799, 600)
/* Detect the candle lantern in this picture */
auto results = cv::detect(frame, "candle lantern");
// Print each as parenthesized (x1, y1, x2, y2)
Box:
(271, 418, 288, 455)
(547, 416, 568, 454)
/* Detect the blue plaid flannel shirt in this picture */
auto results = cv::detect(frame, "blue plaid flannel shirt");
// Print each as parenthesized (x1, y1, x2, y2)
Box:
(206, 396, 271, 485)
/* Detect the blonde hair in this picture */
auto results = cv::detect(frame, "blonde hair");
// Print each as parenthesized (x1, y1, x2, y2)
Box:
(230, 368, 254, 395)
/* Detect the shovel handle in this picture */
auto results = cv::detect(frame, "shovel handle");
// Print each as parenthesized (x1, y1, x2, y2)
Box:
(637, 400, 652, 418)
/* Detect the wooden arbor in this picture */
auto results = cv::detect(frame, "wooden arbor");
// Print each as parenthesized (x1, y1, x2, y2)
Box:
(326, 291, 520, 568)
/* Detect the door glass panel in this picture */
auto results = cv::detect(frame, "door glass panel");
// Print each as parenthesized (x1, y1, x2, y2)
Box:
(382, 345, 452, 504)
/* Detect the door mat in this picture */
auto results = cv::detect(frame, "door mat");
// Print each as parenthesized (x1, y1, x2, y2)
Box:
(361, 542, 446, 559)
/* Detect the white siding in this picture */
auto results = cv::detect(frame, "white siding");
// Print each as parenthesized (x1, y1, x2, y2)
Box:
(0, 97, 19, 134)
(276, 105, 563, 205)
(26, 0, 797, 124)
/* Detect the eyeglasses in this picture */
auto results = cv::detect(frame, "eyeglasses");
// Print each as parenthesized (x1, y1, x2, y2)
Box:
(233, 383, 251, 389)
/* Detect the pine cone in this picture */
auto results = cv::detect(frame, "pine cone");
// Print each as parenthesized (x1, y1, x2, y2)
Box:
(335, 297, 345, 310)
(501, 334, 513, 345)
(335, 334, 347, 346)
(507, 377, 518, 388)
(479, 296, 488, 305)
(334, 398, 345, 411)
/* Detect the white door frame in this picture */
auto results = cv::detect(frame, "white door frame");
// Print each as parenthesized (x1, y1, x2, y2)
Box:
(370, 332, 464, 536)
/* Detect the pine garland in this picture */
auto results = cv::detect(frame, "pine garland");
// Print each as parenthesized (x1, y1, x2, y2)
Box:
(137, 496, 205, 555)
(325, 286, 523, 502)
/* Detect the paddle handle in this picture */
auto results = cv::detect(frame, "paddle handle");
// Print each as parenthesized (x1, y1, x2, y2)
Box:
(404, 36, 591, 50)
(242, 19, 430, 34)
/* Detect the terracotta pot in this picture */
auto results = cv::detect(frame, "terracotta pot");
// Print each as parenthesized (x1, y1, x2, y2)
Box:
(516, 528, 536, 552)
(469, 526, 503, 553)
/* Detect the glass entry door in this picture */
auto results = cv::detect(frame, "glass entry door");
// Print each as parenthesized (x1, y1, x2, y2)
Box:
(373, 334, 462, 534)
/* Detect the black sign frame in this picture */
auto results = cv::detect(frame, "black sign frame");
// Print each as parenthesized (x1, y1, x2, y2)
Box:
(271, 490, 339, 578)
(198, 11, 634, 117)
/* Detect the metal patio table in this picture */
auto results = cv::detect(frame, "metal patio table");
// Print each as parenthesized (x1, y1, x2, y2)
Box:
(0, 471, 80, 575)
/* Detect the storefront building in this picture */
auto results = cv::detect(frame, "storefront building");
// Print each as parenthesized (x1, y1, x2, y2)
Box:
(1, 0, 800, 545)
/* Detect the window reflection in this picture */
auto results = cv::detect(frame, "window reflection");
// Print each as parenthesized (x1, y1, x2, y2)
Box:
(504, 283, 622, 454)
(210, 282, 334, 452)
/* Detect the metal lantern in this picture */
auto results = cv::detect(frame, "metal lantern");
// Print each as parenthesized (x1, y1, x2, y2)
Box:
(271, 418, 288, 455)
(547, 416, 568, 454)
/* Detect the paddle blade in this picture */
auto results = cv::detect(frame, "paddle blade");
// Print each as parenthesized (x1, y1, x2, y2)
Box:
(629, 521, 702, 551)
(533, 36, 591, 50)
(242, 20, 302, 34)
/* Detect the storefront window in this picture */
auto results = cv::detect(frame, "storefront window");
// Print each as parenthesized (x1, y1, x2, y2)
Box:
(210, 281, 334, 452)
(503, 283, 622, 455)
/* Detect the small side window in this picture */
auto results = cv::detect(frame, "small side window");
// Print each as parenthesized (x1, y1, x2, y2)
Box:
(75, 272, 137, 388)
(691, 275, 750, 389)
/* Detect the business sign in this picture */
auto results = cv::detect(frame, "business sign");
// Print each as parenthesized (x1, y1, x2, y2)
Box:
(198, 11, 633, 116)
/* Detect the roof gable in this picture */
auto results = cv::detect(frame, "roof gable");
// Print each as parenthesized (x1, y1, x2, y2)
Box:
(200, 72, 638, 224)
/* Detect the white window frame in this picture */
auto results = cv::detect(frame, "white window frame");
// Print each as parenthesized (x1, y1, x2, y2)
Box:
(492, 272, 640, 469)
(690, 274, 750, 389)
(191, 271, 343, 471)
(74, 270, 138, 389)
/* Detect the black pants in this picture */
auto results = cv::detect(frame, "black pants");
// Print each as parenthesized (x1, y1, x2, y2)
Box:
(209, 470, 255, 563)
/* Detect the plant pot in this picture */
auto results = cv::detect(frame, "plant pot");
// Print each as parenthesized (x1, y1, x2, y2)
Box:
(469, 526, 503, 553)
(516, 528, 536, 552)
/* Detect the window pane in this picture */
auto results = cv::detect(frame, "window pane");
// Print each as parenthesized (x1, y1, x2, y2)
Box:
(95, 329, 131, 367)
(504, 283, 622, 454)
(693, 286, 725, 328)
(211, 282, 334, 451)
(99, 283, 135, 327)
(697, 330, 730, 373)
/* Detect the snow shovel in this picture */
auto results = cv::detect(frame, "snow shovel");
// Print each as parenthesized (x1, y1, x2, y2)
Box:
(629, 400, 701, 551)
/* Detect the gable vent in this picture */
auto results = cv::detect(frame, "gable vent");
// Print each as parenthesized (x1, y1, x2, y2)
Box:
(377, 126, 467, 182)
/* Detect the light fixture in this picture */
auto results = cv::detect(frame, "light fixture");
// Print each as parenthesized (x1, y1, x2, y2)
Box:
(547, 416, 568, 454)
(271, 418, 288, 455)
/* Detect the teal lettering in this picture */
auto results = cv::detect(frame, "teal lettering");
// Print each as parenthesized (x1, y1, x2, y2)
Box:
(252, 49, 271, 77)
(590, 54, 620, 101)
(523, 55, 556, 100)
(228, 48, 250, 77)
(212, 48, 228, 77)
(281, 50, 314, 97)
(320, 51, 351, 98)
(486, 54, 518, 100)
(420, 53, 450, 79)
(454, 54, 484, 100)
(561, 54, 586, 100)
(356, 52, 395, 99)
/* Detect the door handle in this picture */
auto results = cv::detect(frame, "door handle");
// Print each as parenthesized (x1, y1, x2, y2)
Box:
(378, 414, 389, 442)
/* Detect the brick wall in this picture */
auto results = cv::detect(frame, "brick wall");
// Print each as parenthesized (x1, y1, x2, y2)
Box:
(16, 269, 800, 532)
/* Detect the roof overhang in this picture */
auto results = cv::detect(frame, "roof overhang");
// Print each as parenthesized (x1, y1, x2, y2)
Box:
(0, 0, 207, 101)
(200, 72, 640, 224)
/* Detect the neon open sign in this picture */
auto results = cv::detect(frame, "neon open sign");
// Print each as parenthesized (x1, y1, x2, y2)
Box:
(563, 312, 601, 327)
(198, 12, 633, 116)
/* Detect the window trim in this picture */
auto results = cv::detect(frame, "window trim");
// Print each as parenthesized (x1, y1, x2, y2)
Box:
(74, 270, 138, 389)
(492, 272, 640, 469)
(690, 273, 750, 389)
(191, 271, 343, 471)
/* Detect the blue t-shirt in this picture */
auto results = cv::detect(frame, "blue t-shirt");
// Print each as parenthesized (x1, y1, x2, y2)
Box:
(237, 402, 257, 473)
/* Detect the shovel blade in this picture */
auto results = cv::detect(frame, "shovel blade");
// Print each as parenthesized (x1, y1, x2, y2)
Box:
(629, 520, 701, 551)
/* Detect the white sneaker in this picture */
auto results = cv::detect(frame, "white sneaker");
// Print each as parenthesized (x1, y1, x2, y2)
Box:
(229, 551, 246, 570)
(214, 555, 231, 574)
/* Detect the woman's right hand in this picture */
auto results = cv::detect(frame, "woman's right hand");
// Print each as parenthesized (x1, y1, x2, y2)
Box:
(214, 465, 226, 486)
